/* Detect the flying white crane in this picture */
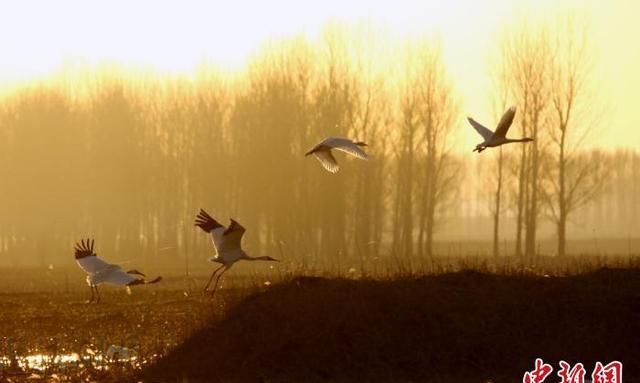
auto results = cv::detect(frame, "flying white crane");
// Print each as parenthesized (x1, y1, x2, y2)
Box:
(468, 106, 533, 153)
(195, 209, 278, 295)
(305, 137, 369, 173)
(74, 239, 162, 303)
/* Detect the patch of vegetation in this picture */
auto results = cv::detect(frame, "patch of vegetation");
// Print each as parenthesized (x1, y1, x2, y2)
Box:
(141, 268, 640, 383)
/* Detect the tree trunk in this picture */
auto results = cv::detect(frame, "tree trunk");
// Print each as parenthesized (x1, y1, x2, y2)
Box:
(525, 112, 540, 261)
(557, 213, 566, 257)
(493, 147, 503, 257)
(557, 127, 567, 257)
(515, 145, 527, 258)
(425, 205, 435, 259)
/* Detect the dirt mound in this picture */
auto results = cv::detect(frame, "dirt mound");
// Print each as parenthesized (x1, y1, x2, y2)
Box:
(140, 269, 640, 382)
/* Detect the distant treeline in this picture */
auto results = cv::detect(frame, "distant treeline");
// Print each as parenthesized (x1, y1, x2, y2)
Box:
(0, 24, 637, 268)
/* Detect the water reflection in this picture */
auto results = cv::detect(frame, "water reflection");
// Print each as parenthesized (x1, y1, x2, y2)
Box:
(0, 345, 155, 377)
(19, 352, 81, 370)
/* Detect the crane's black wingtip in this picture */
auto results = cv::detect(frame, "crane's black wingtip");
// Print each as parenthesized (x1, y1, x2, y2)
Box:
(74, 238, 96, 259)
(195, 210, 224, 232)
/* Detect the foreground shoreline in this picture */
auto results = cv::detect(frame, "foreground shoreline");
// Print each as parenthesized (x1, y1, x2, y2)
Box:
(140, 268, 640, 383)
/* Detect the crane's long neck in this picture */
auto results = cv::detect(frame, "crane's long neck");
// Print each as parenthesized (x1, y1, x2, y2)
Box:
(507, 137, 534, 143)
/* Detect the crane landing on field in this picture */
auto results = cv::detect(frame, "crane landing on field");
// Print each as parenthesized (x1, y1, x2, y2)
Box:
(74, 238, 161, 303)
(195, 209, 278, 296)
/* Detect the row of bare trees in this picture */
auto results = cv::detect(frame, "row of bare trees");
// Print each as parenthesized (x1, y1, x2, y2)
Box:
(0, 22, 633, 270)
(487, 18, 606, 261)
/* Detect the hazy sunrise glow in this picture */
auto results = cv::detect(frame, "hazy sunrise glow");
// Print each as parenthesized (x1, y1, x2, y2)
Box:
(2, 4, 639, 380)
(1, 0, 639, 148)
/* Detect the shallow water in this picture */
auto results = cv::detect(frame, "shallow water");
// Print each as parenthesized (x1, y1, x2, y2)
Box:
(0, 346, 158, 380)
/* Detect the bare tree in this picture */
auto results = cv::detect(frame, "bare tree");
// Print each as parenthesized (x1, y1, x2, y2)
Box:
(417, 55, 459, 259)
(486, 63, 513, 257)
(544, 17, 604, 256)
(339, 24, 392, 268)
(392, 59, 420, 259)
(394, 41, 459, 260)
(500, 23, 552, 261)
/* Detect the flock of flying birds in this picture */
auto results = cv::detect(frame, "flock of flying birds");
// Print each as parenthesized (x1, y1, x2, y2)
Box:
(74, 106, 532, 302)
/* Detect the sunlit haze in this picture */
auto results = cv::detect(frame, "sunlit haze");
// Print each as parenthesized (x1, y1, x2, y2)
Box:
(0, 0, 638, 148)
(1, 3, 639, 379)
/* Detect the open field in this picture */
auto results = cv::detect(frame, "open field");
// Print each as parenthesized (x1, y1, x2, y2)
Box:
(0, 272, 272, 382)
(0, 256, 638, 382)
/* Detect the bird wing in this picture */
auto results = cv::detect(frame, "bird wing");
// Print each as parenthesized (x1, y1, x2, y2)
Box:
(467, 117, 494, 141)
(209, 227, 225, 253)
(305, 140, 324, 155)
(219, 219, 245, 252)
(195, 209, 224, 233)
(330, 139, 369, 160)
(101, 268, 140, 286)
(492, 106, 517, 139)
(74, 239, 112, 274)
(314, 136, 337, 147)
(76, 255, 113, 275)
(313, 151, 339, 173)
(74, 238, 96, 259)
(195, 209, 227, 252)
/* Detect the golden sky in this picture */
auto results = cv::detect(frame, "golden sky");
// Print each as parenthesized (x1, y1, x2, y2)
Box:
(0, 0, 638, 149)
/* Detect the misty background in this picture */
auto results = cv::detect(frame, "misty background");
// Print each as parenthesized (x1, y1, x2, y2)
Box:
(0, 21, 638, 271)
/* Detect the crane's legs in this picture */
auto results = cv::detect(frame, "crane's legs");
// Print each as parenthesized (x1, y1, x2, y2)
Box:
(209, 267, 230, 297)
(85, 285, 101, 304)
(203, 264, 225, 293)
(86, 285, 94, 304)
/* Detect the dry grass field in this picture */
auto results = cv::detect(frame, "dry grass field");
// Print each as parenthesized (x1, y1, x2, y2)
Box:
(1, 255, 638, 382)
